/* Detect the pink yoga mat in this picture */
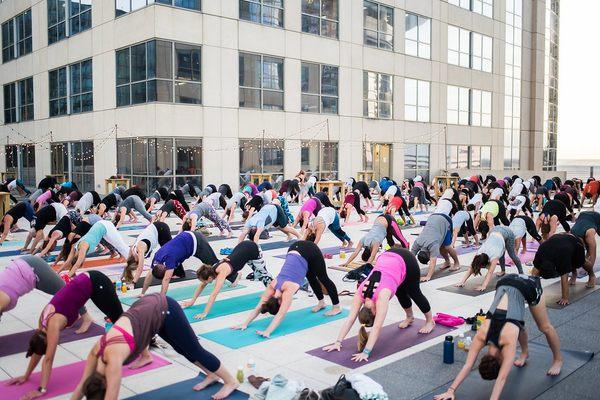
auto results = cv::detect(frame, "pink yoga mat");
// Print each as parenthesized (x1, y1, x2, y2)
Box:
(0, 353, 171, 400)
(306, 320, 453, 369)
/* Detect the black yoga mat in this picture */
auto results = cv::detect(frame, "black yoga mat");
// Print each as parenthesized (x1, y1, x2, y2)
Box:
(416, 342, 594, 400)
(133, 269, 197, 289)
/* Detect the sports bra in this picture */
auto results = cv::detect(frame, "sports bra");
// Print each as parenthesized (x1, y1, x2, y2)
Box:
(96, 325, 136, 362)
(484, 309, 523, 349)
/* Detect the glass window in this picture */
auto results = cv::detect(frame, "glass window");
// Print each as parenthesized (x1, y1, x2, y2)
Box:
(3, 82, 17, 124)
(240, 0, 284, 28)
(450, 0, 493, 17)
(447, 25, 470, 68)
(116, 0, 200, 16)
(239, 139, 284, 184)
(405, 78, 429, 122)
(70, 0, 92, 35)
(363, 71, 392, 119)
(48, 0, 67, 44)
(471, 32, 493, 72)
(17, 77, 34, 121)
(301, 141, 338, 180)
(404, 144, 429, 181)
(301, 62, 338, 114)
(447, 85, 469, 125)
(470, 89, 492, 127)
(239, 52, 283, 110)
(363, 1, 393, 50)
(3, 9, 32, 63)
(49, 67, 68, 117)
(301, 0, 339, 39)
(447, 145, 469, 169)
(405, 13, 430, 59)
(5, 145, 18, 175)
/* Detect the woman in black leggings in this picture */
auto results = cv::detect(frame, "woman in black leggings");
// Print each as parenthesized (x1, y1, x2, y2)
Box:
(168, 189, 190, 212)
(72, 294, 238, 400)
(323, 248, 434, 362)
(536, 199, 570, 240)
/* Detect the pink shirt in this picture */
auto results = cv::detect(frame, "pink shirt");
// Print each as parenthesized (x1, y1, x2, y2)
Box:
(300, 198, 321, 215)
(36, 190, 53, 206)
(0, 259, 37, 311)
(358, 252, 406, 303)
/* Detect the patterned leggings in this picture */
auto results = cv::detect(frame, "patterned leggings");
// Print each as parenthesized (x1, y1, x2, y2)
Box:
(205, 206, 232, 233)
(277, 196, 294, 224)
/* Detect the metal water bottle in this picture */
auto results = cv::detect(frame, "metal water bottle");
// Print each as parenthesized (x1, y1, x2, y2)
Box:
(443, 336, 454, 364)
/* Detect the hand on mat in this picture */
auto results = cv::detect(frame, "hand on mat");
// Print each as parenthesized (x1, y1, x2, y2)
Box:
(476, 285, 487, 292)
(433, 391, 455, 400)
(351, 352, 369, 362)
(232, 324, 247, 331)
(557, 298, 569, 306)
(454, 282, 465, 288)
(21, 389, 44, 400)
(256, 330, 271, 338)
(6, 376, 28, 385)
(322, 342, 341, 352)
(181, 300, 195, 308)
(194, 312, 208, 320)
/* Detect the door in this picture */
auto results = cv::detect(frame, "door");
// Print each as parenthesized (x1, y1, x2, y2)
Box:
(372, 143, 391, 181)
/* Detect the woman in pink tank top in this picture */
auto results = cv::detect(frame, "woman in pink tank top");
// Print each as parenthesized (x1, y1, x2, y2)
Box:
(292, 197, 322, 233)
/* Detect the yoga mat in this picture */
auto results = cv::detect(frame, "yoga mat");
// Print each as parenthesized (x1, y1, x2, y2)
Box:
(506, 250, 536, 265)
(53, 256, 126, 270)
(121, 281, 246, 305)
(0, 321, 104, 358)
(421, 265, 468, 281)
(454, 245, 478, 256)
(258, 240, 297, 251)
(416, 342, 594, 400)
(328, 262, 363, 272)
(133, 269, 197, 289)
(183, 292, 262, 323)
(274, 245, 349, 260)
(0, 353, 171, 400)
(124, 376, 248, 400)
(437, 273, 504, 296)
(119, 224, 149, 231)
(544, 280, 600, 309)
(200, 307, 349, 349)
(307, 320, 454, 368)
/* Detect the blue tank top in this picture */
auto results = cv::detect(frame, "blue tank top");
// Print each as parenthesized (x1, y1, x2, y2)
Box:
(275, 253, 308, 291)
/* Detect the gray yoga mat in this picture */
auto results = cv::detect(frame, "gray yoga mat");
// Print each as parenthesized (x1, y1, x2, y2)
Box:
(437, 273, 503, 296)
(421, 265, 468, 281)
(544, 280, 600, 309)
(258, 240, 297, 251)
(133, 269, 197, 289)
(416, 342, 594, 400)
(0, 321, 105, 357)
(307, 320, 454, 369)
(125, 376, 248, 399)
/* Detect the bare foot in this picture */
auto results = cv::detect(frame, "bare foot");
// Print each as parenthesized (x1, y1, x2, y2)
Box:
(193, 374, 219, 391)
(449, 263, 461, 271)
(398, 317, 414, 329)
(514, 353, 528, 367)
(75, 314, 94, 334)
(586, 274, 596, 288)
(128, 353, 153, 370)
(231, 272, 242, 288)
(311, 302, 326, 313)
(496, 271, 506, 277)
(569, 274, 577, 286)
(439, 262, 451, 270)
(547, 359, 563, 376)
(419, 320, 435, 334)
(212, 382, 240, 400)
(324, 306, 342, 317)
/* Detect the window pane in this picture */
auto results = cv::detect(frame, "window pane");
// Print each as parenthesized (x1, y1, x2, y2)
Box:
(301, 94, 320, 113)
(321, 65, 338, 96)
(116, 85, 130, 106)
(301, 63, 320, 94)
(240, 0, 261, 23)
(239, 53, 261, 88)
(302, 0, 320, 15)
(239, 87, 261, 108)
(262, 57, 283, 90)
(321, 96, 338, 114)
(364, 1, 378, 32)
(263, 90, 283, 110)
(321, 20, 338, 38)
(176, 138, 202, 176)
(175, 82, 201, 104)
(301, 15, 320, 35)
(131, 43, 147, 82)
(156, 40, 173, 79)
(321, 0, 338, 20)
(262, 6, 284, 27)
(116, 48, 130, 85)
(131, 82, 147, 104)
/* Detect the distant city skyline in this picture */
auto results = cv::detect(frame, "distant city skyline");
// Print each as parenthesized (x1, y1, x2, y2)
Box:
(557, 0, 600, 161)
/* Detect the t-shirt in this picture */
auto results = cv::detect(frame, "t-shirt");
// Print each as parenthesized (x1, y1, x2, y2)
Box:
(571, 211, 600, 239)
(152, 231, 196, 270)
(434, 198, 454, 216)
(411, 214, 451, 258)
(452, 210, 470, 228)
(317, 207, 337, 227)
(509, 217, 527, 239)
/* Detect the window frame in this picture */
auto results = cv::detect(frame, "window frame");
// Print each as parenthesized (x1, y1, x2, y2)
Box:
(405, 13, 431, 59)
(239, 0, 284, 28)
(50, 141, 95, 191)
(48, 0, 92, 45)
(449, 0, 493, 18)
(404, 78, 430, 122)
(115, 0, 201, 17)
(4, 144, 36, 187)
(301, 0, 339, 40)
(301, 61, 339, 115)
(363, 71, 393, 120)
(2, 9, 32, 63)
(363, 0, 394, 51)
(239, 51, 284, 111)
(403, 143, 430, 182)
(301, 140, 339, 180)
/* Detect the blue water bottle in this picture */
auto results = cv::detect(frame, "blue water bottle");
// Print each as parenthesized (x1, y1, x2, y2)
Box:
(443, 336, 454, 364)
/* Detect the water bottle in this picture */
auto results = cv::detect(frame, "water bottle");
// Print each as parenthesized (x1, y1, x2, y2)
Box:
(236, 366, 244, 383)
(443, 336, 454, 364)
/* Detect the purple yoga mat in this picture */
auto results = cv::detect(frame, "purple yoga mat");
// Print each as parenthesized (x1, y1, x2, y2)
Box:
(454, 245, 477, 256)
(0, 321, 105, 357)
(306, 320, 454, 368)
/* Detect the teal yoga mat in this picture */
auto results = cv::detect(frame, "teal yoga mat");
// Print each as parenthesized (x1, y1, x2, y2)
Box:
(120, 282, 246, 305)
(183, 292, 262, 323)
(200, 306, 349, 349)
(125, 376, 248, 399)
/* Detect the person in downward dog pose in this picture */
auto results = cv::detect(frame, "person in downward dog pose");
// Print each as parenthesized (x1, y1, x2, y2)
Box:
(141, 230, 219, 295)
(123, 221, 173, 284)
(233, 240, 341, 338)
(456, 226, 524, 291)
(238, 203, 300, 244)
(0, 201, 35, 245)
(185, 241, 273, 319)
(323, 248, 435, 362)
(113, 195, 154, 229)
(535, 199, 571, 240)
(412, 213, 460, 282)
(451, 210, 480, 248)
(21, 202, 69, 253)
(8, 271, 122, 398)
(145, 187, 169, 212)
(509, 215, 542, 253)
(434, 274, 562, 400)
(181, 201, 232, 238)
(305, 206, 353, 247)
(70, 293, 238, 400)
(568, 211, 600, 287)
(153, 198, 188, 222)
(292, 197, 322, 233)
(340, 191, 368, 225)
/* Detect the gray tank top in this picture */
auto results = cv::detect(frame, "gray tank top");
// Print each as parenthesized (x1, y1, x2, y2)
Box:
(362, 221, 387, 247)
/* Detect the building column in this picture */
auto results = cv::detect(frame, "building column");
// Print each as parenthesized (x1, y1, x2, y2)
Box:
(285, 139, 301, 178)
(203, 137, 239, 190)
(95, 137, 117, 193)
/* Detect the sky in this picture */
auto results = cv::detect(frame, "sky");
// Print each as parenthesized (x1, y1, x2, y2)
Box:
(557, 0, 600, 161)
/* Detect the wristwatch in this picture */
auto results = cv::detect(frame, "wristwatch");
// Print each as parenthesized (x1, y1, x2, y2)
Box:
(38, 386, 47, 394)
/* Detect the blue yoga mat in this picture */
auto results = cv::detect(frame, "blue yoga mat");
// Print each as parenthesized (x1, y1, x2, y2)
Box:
(125, 376, 248, 399)
(200, 306, 349, 349)
(120, 282, 246, 306)
(183, 292, 262, 323)
(118, 224, 149, 231)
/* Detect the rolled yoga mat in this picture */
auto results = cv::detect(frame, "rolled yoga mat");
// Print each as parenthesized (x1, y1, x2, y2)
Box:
(124, 376, 248, 400)
(121, 281, 246, 305)
(415, 342, 594, 400)
(0, 321, 105, 358)
(53, 256, 126, 271)
(0, 353, 171, 399)
(133, 269, 197, 289)
(307, 320, 454, 368)
(200, 306, 349, 349)
(182, 292, 262, 323)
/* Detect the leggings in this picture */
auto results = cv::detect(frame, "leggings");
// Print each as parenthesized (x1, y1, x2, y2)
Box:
(123, 195, 153, 221)
(88, 271, 123, 323)
(514, 216, 542, 241)
(291, 241, 339, 305)
(160, 200, 187, 220)
(169, 190, 190, 212)
(224, 241, 272, 285)
(458, 215, 477, 237)
(277, 196, 294, 224)
(192, 231, 219, 265)
(158, 296, 221, 372)
(387, 248, 431, 314)
(23, 256, 87, 316)
(382, 214, 409, 248)
(314, 192, 334, 209)
(492, 200, 511, 226)
(204, 206, 231, 232)
(327, 214, 351, 243)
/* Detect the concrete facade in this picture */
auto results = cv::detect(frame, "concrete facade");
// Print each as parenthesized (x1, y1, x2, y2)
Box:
(0, 0, 559, 192)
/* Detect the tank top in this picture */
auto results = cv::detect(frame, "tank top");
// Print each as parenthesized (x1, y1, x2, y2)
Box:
(45, 273, 93, 327)
(274, 253, 308, 291)
(0, 258, 37, 312)
(358, 251, 407, 303)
